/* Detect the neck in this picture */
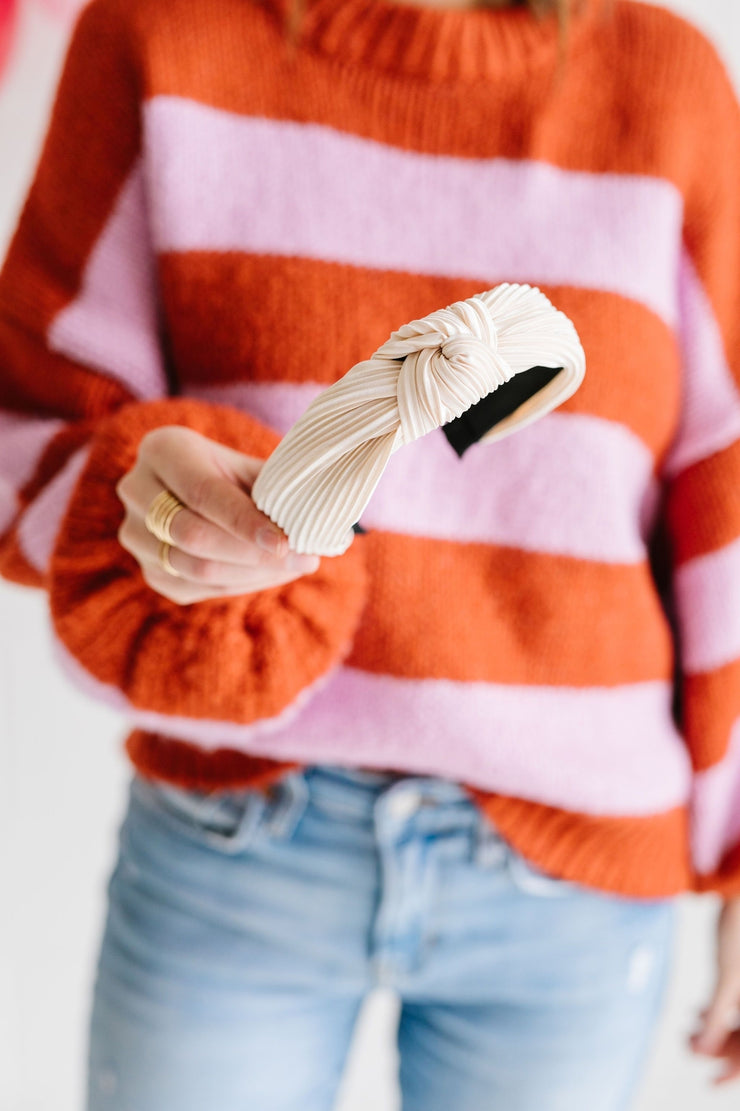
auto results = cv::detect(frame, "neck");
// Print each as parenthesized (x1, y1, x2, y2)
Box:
(393, 0, 522, 8)
(271, 0, 594, 84)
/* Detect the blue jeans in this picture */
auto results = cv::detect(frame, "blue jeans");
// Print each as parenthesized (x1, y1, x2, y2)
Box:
(87, 765, 677, 1110)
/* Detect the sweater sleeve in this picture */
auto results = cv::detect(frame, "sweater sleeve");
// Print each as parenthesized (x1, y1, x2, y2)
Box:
(0, 0, 155, 587)
(0, 0, 367, 731)
(660, 40, 740, 898)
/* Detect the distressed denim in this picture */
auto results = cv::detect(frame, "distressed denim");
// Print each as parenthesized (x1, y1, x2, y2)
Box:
(87, 764, 677, 1110)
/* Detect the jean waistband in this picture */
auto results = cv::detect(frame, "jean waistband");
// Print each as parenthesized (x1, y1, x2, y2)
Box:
(132, 764, 504, 864)
(300, 763, 473, 809)
(309, 764, 407, 786)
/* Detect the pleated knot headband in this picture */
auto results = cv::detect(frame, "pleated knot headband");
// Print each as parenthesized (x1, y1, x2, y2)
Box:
(252, 282, 586, 556)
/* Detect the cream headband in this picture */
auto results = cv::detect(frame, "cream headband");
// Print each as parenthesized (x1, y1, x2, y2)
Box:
(252, 282, 586, 556)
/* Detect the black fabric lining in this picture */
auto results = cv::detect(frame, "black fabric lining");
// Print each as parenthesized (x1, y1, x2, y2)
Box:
(351, 365, 563, 532)
(442, 365, 562, 457)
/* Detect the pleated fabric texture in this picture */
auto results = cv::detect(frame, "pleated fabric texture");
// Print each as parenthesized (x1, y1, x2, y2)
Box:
(252, 283, 586, 555)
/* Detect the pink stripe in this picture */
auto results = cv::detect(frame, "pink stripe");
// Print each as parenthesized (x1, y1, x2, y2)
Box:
(18, 446, 91, 574)
(53, 633, 335, 741)
(661, 251, 740, 479)
(0, 411, 65, 534)
(691, 720, 740, 874)
(0, 411, 65, 488)
(0, 481, 15, 536)
(47, 159, 167, 400)
(144, 98, 682, 327)
(53, 640, 690, 817)
(187, 381, 659, 563)
(188, 381, 321, 435)
(674, 535, 740, 673)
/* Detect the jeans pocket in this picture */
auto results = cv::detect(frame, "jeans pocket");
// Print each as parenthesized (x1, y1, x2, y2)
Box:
(506, 848, 583, 898)
(130, 774, 266, 854)
(130, 771, 310, 855)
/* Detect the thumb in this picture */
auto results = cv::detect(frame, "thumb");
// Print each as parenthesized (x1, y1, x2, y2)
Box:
(694, 989, 738, 1053)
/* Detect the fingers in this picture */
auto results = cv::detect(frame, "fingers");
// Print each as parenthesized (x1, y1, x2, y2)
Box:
(140, 560, 321, 605)
(118, 465, 288, 568)
(711, 1030, 740, 1086)
(140, 565, 231, 606)
(119, 513, 319, 591)
(689, 991, 740, 1088)
(137, 426, 287, 553)
(115, 426, 322, 603)
(691, 991, 739, 1054)
(690, 1029, 740, 1087)
(688, 898, 740, 1088)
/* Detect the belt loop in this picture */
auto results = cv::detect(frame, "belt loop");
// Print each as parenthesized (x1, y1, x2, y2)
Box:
(473, 812, 509, 869)
(219, 788, 267, 854)
(263, 771, 309, 840)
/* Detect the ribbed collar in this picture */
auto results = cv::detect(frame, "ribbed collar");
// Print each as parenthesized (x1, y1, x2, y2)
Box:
(263, 0, 609, 83)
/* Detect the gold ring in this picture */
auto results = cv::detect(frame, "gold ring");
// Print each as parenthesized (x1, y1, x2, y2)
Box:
(145, 489, 184, 544)
(158, 540, 181, 578)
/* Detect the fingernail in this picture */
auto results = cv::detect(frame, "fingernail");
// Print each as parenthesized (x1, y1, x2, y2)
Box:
(256, 526, 286, 555)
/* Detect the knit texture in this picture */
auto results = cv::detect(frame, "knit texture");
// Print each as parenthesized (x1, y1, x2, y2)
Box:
(50, 398, 368, 724)
(1, 0, 740, 897)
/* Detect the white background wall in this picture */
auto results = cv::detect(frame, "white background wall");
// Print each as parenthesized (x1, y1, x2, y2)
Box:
(1, 2, 739, 1109)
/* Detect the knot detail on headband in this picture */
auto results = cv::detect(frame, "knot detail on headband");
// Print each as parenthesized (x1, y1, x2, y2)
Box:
(382, 297, 514, 445)
(252, 282, 586, 556)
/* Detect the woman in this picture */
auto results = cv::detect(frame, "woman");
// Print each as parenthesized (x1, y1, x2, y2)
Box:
(1, 0, 739, 1105)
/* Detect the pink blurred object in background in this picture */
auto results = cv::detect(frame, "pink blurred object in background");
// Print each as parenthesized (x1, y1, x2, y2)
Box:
(0, 0, 18, 81)
(0, 0, 87, 86)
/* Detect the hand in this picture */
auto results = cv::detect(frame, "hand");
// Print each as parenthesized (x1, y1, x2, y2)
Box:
(116, 425, 320, 604)
(688, 895, 740, 1086)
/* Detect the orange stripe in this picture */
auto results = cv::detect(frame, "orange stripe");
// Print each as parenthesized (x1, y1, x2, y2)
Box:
(0, 0, 139, 333)
(679, 68, 740, 395)
(0, 313, 133, 420)
(125, 730, 299, 792)
(135, 0, 702, 184)
(681, 661, 740, 771)
(666, 439, 740, 564)
(468, 788, 691, 897)
(16, 422, 98, 505)
(162, 253, 679, 461)
(346, 532, 674, 686)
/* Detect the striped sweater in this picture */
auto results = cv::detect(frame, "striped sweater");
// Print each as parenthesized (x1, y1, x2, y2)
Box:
(2, 0, 740, 898)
